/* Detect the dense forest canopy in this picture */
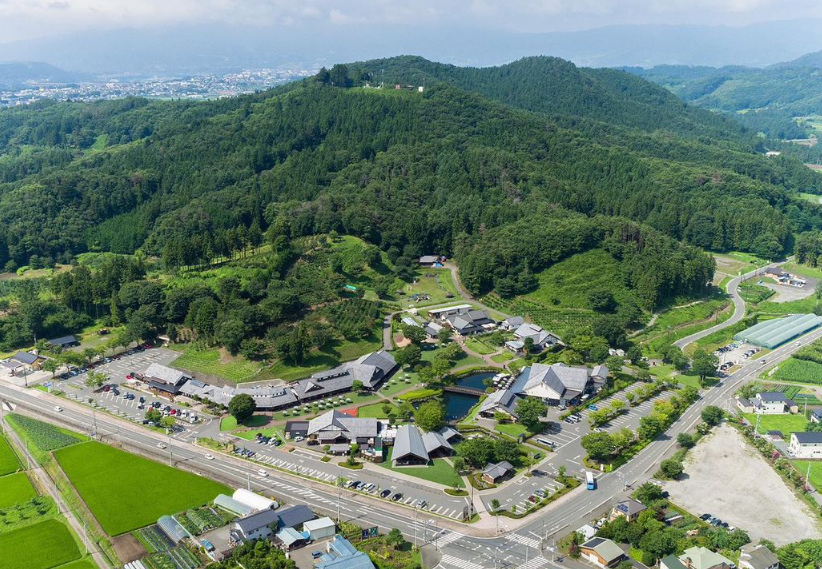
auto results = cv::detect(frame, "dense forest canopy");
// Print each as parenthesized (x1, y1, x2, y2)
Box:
(0, 55, 820, 277)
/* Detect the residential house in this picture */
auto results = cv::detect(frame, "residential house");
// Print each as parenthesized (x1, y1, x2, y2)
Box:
(678, 546, 734, 569)
(317, 536, 376, 569)
(303, 517, 336, 541)
(392, 424, 430, 466)
(511, 363, 608, 406)
(10, 351, 45, 373)
(230, 509, 280, 543)
(736, 397, 755, 414)
(811, 410, 822, 424)
(661, 555, 689, 569)
(739, 544, 780, 569)
(751, 392, 797, 415)
(275, 504, 315, 529)
(478, 389, 522, 420)
(418, 255, 443, 267)
(500, 316, 525, 331)
(580, 537, 626, 568)
(47, 335, 79, 349)
(505, 323, 560, 355)
(481, 461, 513, 484)
(610, 499, 647, 522)
(307, 410, 381, 446)
(576, 525, 597, 541)
(789, 432, 822, 459)
(445, 309, 495, 336)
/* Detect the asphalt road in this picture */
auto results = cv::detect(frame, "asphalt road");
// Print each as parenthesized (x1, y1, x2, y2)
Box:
(674, 259, 787, 350)
(3, 324, 820, 569)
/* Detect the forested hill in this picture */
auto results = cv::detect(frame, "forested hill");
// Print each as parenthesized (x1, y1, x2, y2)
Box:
(626, 60, 822, 139)
(0, 58, 821, 293)
(350, 56, 751, 143)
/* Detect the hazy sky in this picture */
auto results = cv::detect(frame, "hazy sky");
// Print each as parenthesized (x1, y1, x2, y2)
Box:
(2, 0, 822, 43)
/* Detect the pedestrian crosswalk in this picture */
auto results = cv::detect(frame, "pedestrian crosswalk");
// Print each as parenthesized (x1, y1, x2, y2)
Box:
(435, 531, 464, 546)
(440, 554, 486, 569)
(506, 533, 541, 549)
(520, 556, 549, 569)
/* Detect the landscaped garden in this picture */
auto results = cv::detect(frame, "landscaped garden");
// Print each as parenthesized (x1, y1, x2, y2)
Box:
(379, 449, 464, 489)
(54, 441, 230, 535)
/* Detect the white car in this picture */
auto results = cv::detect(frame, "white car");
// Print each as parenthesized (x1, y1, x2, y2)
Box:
(53, 406, 63, 412)
(157, 442, 167, 449)
(258, 469, 268, 477)
(204, 454, 214, 460)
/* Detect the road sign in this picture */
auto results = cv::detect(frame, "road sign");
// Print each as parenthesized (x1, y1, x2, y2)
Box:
(361, 527, 378, 540)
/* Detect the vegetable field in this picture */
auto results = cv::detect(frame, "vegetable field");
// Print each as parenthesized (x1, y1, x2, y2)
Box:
(0, 518, 82, 569)
(770, 358, 822, 385)
(0, 435, 20, 476)
(54, 442, 230, 535)
(6, 414, 85, 453)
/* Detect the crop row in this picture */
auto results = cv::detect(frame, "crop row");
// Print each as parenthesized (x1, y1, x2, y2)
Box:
(7, 414, 83, 452)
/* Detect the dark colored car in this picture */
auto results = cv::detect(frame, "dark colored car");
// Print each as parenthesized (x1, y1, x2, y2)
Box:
(380, 489, 392, 498)
(391, 493, 403, 501)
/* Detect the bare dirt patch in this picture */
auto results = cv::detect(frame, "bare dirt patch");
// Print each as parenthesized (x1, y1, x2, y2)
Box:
(112, 533, 145, 563)
(664, 424, 821, 546)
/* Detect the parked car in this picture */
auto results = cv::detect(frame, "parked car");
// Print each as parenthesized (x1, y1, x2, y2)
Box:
(380, 489, 392, 498)
(391, 493, 403, 501)
(588, 404, 598, 411)
(312, 551, 324, 559)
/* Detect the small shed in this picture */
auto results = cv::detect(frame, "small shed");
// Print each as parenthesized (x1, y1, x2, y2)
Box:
(303, 517, 336, 541)
(275, 527, 305, 551)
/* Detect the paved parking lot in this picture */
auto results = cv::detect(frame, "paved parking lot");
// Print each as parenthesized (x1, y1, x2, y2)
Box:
(53, 348, 212, 437)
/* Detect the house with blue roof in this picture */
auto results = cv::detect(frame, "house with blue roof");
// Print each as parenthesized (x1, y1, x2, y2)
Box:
(317, 536, 375, 569)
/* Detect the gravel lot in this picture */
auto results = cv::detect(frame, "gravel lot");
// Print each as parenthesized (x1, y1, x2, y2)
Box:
(664, 424, 821, 545)
(762, 277, 818, 303)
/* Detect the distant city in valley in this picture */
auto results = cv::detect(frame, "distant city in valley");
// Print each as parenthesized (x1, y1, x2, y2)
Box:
(0, 68, 314, 107)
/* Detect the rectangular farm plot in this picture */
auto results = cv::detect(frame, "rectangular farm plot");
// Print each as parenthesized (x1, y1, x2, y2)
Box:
(6, 414, 87, 455)
(0, 472, 37, 509)
(0, 518, 82, 569)
(54, 442, 230, 536)
(0, 435, 21, 477)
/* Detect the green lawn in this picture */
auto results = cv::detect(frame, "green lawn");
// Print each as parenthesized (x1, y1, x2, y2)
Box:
(0, 472, 37, 509)
(0, 519, 82, 569)
(233, 426, 285, 441)
(380, 377, 419, 397)
(169, 345, 261, 382)
(219, 415, 270, 432)
(495, 423, 533, 439)
(491, 352, 515, 363)
(792, 460, 822, 492)
(675, 374, 701, 389)
(783, 261, 822, 280)
(464, 337, 497, 355)
(379, 449, 464, 488)
(397, 269, 462, 309)
(743, 413, 809, 435)
(268, 336, 382, 382)
(55, 442, 230, 535)
(355, 402, 397, 419)
(0, 435, 21, 477)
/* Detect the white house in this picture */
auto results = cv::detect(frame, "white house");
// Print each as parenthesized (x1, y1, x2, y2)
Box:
(752, 392, 796, 415)
(505, 323, 560, 354)
(789, 432, 822, 459)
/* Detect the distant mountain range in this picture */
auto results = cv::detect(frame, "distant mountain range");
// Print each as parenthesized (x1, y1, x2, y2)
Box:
(3, 19, 822, 76)
(0, 62, 87, 88)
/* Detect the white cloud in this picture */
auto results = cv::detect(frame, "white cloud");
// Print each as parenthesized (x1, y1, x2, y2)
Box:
(1, 0, 822, 42)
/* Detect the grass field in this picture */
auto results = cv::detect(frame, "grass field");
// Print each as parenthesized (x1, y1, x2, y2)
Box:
(169, 345, 261, 382)
(770, 358, 822, 385)
(397, 269, 461, 309)
(738, 282, 775, 304)
(51, 560, 98, 569)
(0, 472, 37, 509)
(0, 435, 20, 477)
(496, 423, 533, 439)
(354, 402, 396, 419)
(757, 296, 820, 315)
(55, 442, 230, 535)
(464, 337, 498, 355)
(379, 449, 464, 488)
(219, 415, 270, 432)
(792, 460, 822, 492)
(784, 261, 822, 280)
(267, 335, 382, 382)
(0, 518, 81, 569)
(743, 413, 809, 435)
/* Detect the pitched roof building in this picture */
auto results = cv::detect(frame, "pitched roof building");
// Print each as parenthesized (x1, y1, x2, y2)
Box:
(295, 350, 396, 401)
(580, 537, 626, 568)
(482, 461, 513, 483)
(512, 363, 607, 405)
(307, 410, 380, 444)
(679, 547, 734, 569)
(393, 425, 429, 466)
(445, 309, 495, 335)
(739, 544, 780, 569)
(479, 389, 522, 419)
